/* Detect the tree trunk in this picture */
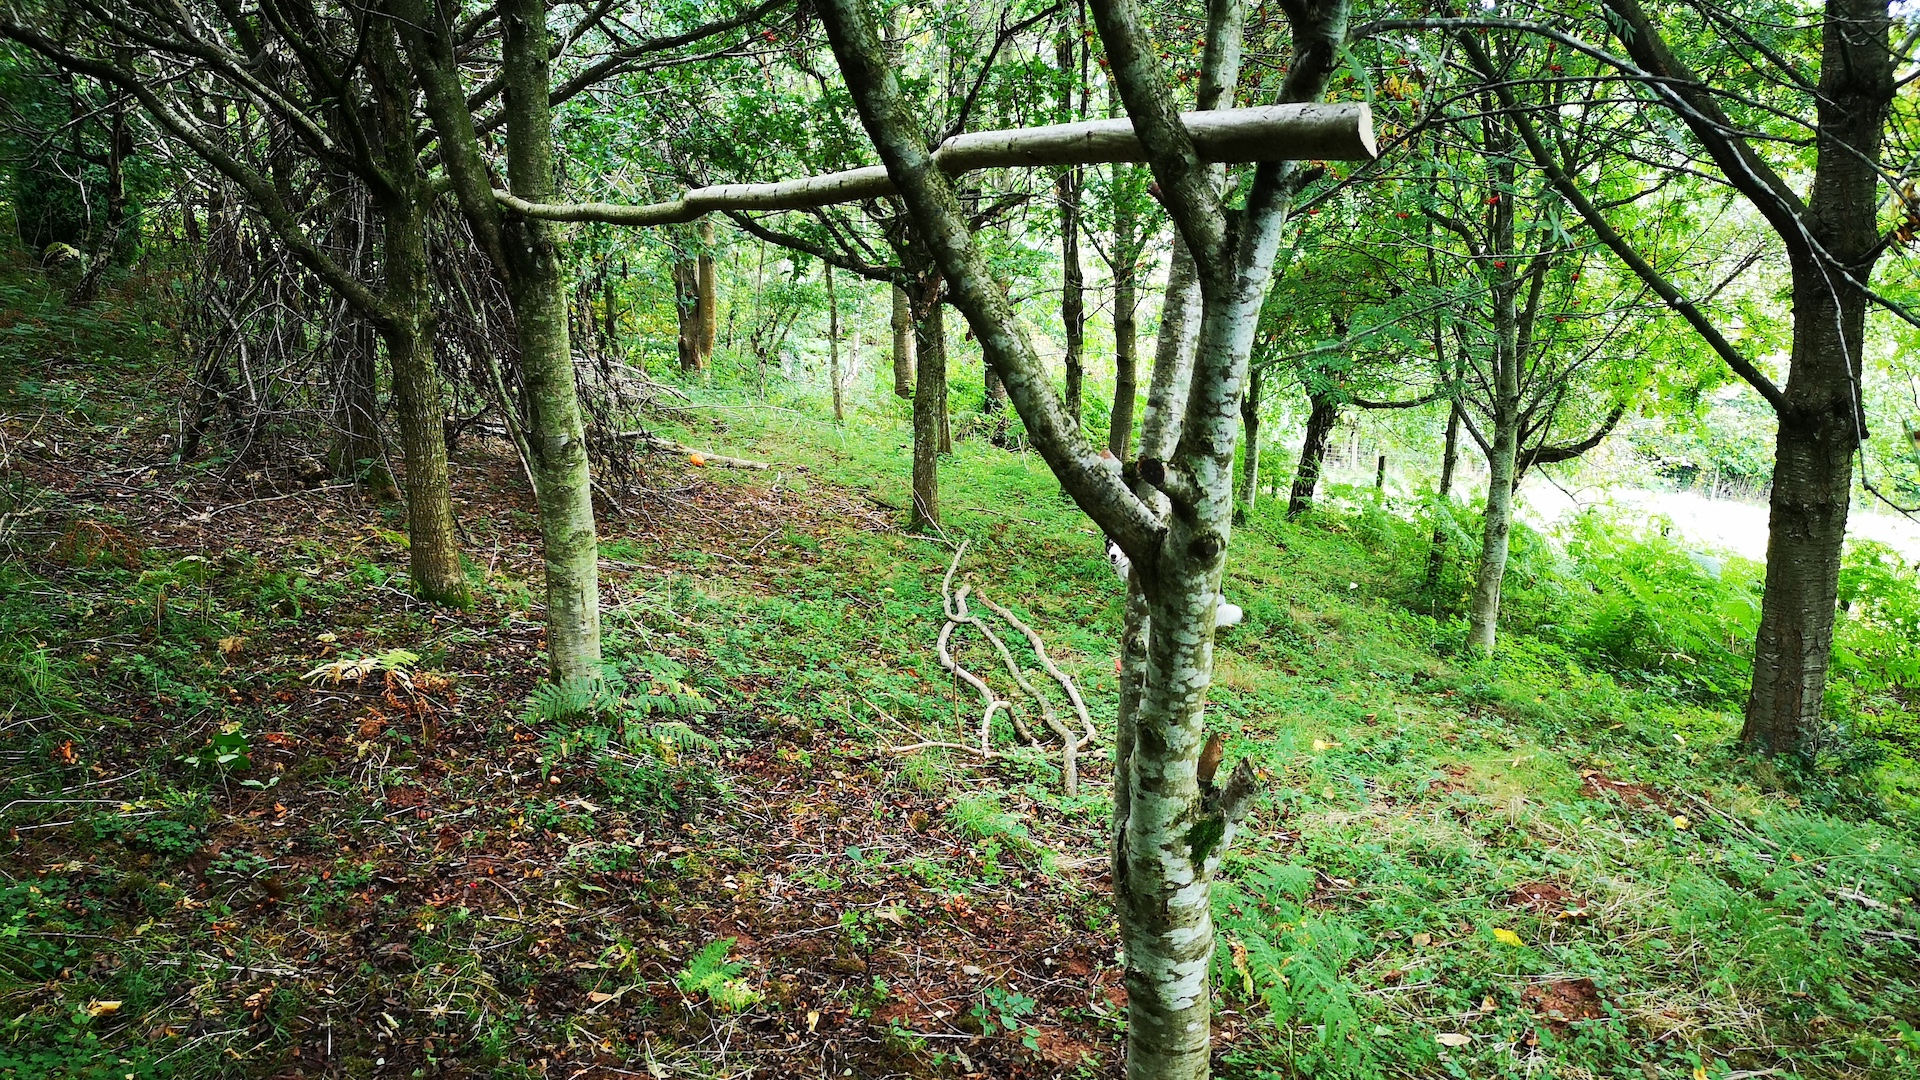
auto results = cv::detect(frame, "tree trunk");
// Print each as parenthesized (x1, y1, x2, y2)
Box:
(696, 217, 718, 364)
(909, 293, 946, 532)
(1234, 365, 1261, 522)
(1057, 30, 1086, 430)
(327, 187, 387, 488)
(1286, 390, 1338, 517)
(365, 24, 466, 608)
(502, 0, 600, 680)
(1109, 184, 1139, 459)
(602, 271, 621, 366)
(1422, 399, 1462, 602)
(380, 188, 470, 608)
(826, 261, 844, 422)
(1739, 0, 1888, 756)
(674, 252, 703, 372)
(983, 365, 1007, 413)
(890, 284, 914, 397)
(1468, 404, 1519, 653)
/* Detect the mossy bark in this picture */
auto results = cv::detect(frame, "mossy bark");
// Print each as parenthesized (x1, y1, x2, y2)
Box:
(503, 0, 601, 681)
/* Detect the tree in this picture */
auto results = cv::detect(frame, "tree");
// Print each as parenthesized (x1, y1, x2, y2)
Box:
(3, 0, 472, 606)
(811, 1, 1368, 1075)
(1362, 0, 1907, 751)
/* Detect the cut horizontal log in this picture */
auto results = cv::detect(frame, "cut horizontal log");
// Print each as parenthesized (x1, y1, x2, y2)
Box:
(494, 102, 1375, 226)
(618, 431, 771, 469)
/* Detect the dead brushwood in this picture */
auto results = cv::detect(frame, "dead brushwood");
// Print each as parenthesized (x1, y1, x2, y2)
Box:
(916, 541, 1096, 794)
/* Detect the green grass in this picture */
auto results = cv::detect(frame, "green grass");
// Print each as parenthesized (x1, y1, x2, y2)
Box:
(3, 337, 1917, 1077)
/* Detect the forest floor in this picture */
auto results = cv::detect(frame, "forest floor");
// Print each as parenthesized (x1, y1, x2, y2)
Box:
(3, 286, 1920, 1078)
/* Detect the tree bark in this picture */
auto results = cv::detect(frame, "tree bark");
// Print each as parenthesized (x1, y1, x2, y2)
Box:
(1468, 401, 1519, 653)
(1422, 399, 1462, 601)
(674, 251, 704, 371)
(1235, 364, 1261, 522)
(1286, 389, 1338, 517)
(812, 3, 1358, 1076)
(327, 188, 388, 488)
(501, 0, 600, 680)
(696, 217, 718, 364)
(494, 102, 1376, 226)
(369, 22, 467, 607)
(380, 186, 470, 608)
(1057, 29, 1086, 430)
(1737, 0, 1888, 755)
(909, 291, 946, 532)
(826, 261, 844, 422)
(1468, 213, 1524, 654)
(890, 284, 915, 397)
(1109, 182, 1139, 459)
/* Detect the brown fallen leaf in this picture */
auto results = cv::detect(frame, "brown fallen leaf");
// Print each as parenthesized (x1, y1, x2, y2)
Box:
(1435, 1032, 1472, 1047)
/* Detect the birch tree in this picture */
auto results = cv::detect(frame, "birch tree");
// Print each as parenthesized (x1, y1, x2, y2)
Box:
(810, 0, 1366, 1075)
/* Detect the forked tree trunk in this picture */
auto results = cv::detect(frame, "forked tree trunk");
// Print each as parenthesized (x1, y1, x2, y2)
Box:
(501, 0, 600, 680)
(1286, 389, 1338, 517)
(890, 284, 914, 397)
(909, 295, 946, 532)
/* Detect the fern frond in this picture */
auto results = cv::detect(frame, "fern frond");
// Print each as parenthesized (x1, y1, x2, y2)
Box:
(522, 676, 613, 724)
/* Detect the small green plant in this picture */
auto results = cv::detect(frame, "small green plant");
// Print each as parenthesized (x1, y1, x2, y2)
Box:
(179, 722, 251, 771)
(973, 986, 1039, 1049)
(675, 938, 759, 1011)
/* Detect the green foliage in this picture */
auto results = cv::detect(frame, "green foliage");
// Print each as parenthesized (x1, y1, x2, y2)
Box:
(674, 939, 759, 1011)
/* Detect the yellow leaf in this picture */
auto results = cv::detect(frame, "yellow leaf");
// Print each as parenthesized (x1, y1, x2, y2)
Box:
(1311, 739, 1335, 752)
(85, 1000, 122, 1017)
(1673, 815, 1691, 831)
(1435, 1032, 1472, 1047)
(1491, 927, 1524, 947)
(1693, 1067, 1708, 1080)
(806, 1009, 821, 1033)
(1411, 932, 1432, 947)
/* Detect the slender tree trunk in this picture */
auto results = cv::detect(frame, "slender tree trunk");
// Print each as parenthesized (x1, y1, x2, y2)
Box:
(1468, 403, 1519, 653)
(502, 0, 599, 680)
(909, 293, 945, 532)
(380, 188, 469, 607)
(1056, 32, 1086, 429)
(1740, 0, 1888, 755)
(1422, 399, 1462, 601)
(826, 262, 844, 422)
(328, 188, 387, 488)
(674, 252, 703, 371)
(890, 284, 914, 398)
(602, 272, 619, 362)
(1235, 365, 1261, 522)
(1110, 217, 1139, 458)
(696, 217, 718, 364)
(1286, 390, 1338, 517)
